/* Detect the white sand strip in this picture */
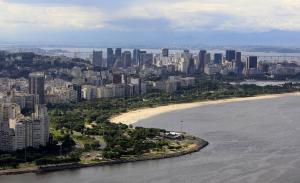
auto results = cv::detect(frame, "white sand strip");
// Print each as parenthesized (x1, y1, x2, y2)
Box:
(111, 92, 300, 125)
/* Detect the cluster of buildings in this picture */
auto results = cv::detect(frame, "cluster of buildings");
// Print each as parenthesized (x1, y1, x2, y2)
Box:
(2, 48, 300, 105)
(90, 48, 300, 78)
(90, 48, 259, 76)
(1, 48, 300, 152)
(268, 63, 300, 77)
(0, 72, 49, 152)
(80, 75, 196, 100)
(0, 69, 197, 106)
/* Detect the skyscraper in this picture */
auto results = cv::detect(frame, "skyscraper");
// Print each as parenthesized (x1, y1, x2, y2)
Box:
(226, 50, 236, 62)
(133, 49, 140, 66)
(246, 56, 258, 69)
(214, 53, 223, 65)
(138, 51, 147, 66)
(198, 50, 207, 73)
(140, 52, 153, 67)
(235, 52, 243, 75)
(107, 48, 115, 68)
(187, 57, 195, 75)
(115, 48, 122, 60)
(205, 53, 211, 65)
(161, 48, 169, 57)
(29, 72, 45, 105)
(236, 52, 242, 63)
(92, 51, 103, 67)
(122, 51, 132, 68)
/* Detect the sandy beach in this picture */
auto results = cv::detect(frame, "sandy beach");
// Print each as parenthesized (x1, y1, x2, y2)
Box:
(111, 92, 300, 125)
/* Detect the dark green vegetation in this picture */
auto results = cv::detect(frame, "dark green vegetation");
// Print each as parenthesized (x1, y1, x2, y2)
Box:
(0, 133, 78, 169)
(46, 80, 299, 163)
(49, 80, 300, 133)
(1, 78, 299, 169)
(100, 126, 167, 159)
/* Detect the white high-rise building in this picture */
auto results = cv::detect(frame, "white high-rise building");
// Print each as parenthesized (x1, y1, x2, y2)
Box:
(33, 105, 49, 146)
(0, 103, 21, 152)
(0, 102, 50, 151)
(10, 117, 43, 150)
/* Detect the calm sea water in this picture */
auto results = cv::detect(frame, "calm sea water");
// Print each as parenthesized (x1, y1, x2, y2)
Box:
(1, 95, 300, 183)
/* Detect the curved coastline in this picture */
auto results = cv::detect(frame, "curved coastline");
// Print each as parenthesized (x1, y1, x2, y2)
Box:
(111, 92, 300, 125)
(0, 136, 208, 176)
(2, 92, 300, 177)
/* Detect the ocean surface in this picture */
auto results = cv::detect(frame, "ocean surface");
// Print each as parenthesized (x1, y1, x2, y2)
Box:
(1, 95, 300, 183)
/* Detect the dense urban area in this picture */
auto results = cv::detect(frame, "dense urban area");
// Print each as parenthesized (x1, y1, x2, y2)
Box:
(0, 48, 300, 170)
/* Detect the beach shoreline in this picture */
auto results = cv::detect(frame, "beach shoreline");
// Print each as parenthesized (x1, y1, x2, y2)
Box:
(111, 92, 300, 125)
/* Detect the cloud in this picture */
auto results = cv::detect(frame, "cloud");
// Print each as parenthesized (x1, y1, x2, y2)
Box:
(1, 0, 300, 33)
(118, 0, 300, 32)
(0, 0, 106, 31)
(106, 18, 171, 31)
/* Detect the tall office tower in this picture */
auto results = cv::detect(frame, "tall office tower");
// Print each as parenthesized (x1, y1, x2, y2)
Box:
(205, 53, 211, 65)
(198, 50, 207, 73)
(161, 48, 169, 57)
(122, 51, 132, 68)
(183, 49, 189, 54)
(115, 48, 122, 60)
(140, 53, 153, 67)
(182, 51, 194, 75)
(107, 48, 115, 68)
(214, 53, 223, 65)
(236, 52, 242, 63)
(33, 105, 49, 146)
(187, 57, 195, 75)
(139, 51, 147, 66)
(133, 49, 141, 65)
(235, 52, 243, 74)
(29, 72, 45, 105)
(92, 51, 103, 67)
(226, 50, 236, 62)
(246, 56, 258, 69)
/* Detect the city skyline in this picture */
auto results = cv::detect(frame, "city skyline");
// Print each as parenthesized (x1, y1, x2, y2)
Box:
(1, 0, 300, 46)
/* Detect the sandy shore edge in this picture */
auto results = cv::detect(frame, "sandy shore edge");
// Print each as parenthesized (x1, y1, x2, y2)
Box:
(111, 92, 300, 125)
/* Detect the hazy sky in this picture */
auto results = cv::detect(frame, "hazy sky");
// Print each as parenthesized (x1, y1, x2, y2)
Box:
(1, 0, 300, 46)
